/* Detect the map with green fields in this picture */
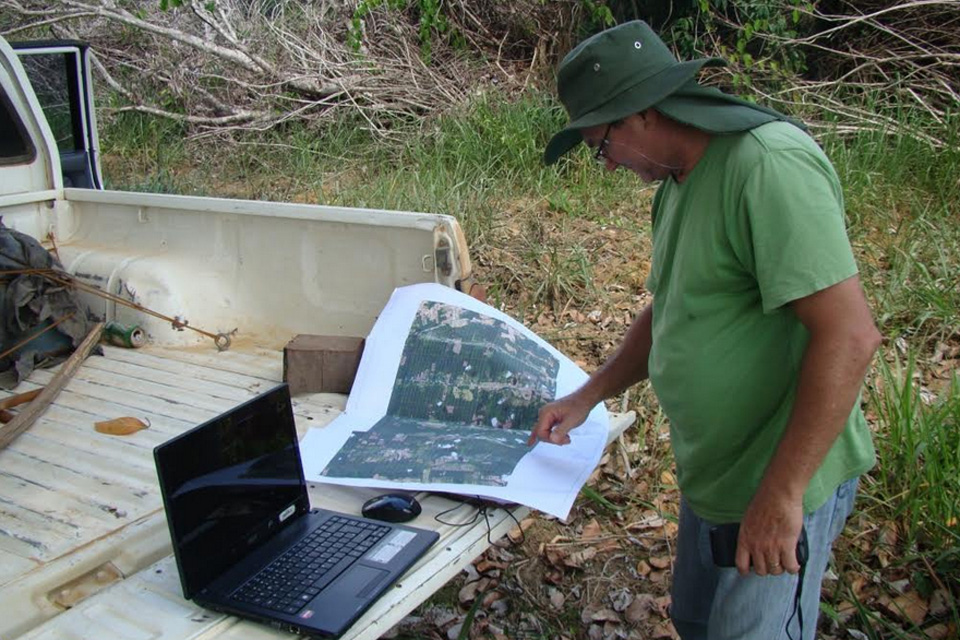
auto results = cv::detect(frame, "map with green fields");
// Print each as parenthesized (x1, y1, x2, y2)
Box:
(321, 301, 560, 486)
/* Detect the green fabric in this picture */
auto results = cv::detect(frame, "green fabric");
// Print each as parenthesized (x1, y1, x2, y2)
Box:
(655, 80, 806, 134)
(644, 122, 876, 522)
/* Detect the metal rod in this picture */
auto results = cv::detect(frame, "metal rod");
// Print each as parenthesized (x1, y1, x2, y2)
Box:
(1, 268, 233, 350)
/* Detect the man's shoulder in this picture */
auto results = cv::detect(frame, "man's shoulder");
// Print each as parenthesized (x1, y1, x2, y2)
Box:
(747, 120, 822, 153)
(709, 121, 835, 185)
(724, 121, 819, 158)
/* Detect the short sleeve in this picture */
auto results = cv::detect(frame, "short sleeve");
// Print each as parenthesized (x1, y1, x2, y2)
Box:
(735, 149, 859, 313)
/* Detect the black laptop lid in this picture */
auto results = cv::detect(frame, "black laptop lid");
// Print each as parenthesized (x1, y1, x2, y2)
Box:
(155, 384, 310, 599)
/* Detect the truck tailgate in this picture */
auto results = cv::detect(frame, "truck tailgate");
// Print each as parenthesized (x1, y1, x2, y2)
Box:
(0, 343, 635, 639)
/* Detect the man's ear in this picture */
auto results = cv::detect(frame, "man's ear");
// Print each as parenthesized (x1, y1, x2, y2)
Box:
(623, 111, 649, 132)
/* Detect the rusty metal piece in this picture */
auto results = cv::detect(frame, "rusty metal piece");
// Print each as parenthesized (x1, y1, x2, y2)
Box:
(214, 330, 236, 352)
(48, 561, 123, 609)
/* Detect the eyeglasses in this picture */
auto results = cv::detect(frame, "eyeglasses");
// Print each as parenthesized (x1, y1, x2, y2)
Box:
(594, 122, 613, 163)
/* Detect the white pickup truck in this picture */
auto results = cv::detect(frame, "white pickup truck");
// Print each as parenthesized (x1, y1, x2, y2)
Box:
(0, 36, 634, 640)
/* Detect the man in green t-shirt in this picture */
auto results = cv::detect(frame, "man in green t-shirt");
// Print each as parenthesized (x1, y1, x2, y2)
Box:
(529, 20, 880, 640)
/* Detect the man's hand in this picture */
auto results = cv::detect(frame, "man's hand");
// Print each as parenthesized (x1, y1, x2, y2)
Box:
(527, 393, 595, 446)
(735, 485, 804, 577)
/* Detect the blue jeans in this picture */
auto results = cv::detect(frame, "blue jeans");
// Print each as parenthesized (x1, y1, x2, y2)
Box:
(670, 478, 859, 640)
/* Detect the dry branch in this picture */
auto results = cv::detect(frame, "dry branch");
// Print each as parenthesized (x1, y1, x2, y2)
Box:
(0, 0, 956, 148)
(0, 0, 496, 135)
(700, 0, 959, 147)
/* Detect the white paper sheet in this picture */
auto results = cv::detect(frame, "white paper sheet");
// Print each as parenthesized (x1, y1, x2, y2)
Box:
(299, 283, 608, 519)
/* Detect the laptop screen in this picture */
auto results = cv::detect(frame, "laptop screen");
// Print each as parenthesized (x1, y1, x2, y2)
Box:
(155, 384, 310, 598)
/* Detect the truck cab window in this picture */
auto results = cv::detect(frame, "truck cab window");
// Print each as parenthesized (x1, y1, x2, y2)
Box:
(17, 53, 76, 152)
(0, 86, 36, 164)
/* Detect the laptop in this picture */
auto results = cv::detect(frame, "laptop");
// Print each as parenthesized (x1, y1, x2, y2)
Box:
(154, 383, 439, 637)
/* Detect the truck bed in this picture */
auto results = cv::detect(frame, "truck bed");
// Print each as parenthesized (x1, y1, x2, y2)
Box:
(1, 342, 635, 640)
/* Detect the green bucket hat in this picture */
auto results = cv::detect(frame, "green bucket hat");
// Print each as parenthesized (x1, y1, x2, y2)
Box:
(544, 20, 800, 164)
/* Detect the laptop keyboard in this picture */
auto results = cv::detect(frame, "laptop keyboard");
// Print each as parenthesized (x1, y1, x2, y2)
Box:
(232, 516, 391, 615)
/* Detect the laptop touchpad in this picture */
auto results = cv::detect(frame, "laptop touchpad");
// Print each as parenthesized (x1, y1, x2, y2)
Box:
(340, 565, 390, 598)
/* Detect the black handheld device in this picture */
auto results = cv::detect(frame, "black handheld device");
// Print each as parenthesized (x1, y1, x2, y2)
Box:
(709, 522, 809, 568)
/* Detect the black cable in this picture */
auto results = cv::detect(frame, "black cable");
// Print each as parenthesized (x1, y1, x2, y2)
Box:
(786, 562, 806, 640)
(433, 495, 525, 545)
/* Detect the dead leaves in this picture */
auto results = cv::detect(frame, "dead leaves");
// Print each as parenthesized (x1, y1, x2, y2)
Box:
(650, 618, 681, 639)
(833, 564, 959, 639)
(412, 549, 515, 640)
(544, 544, 598, 570)
(929, 589, 953, 618)
(581, 518, 603, 540)
(579, 594, 678, 640)
(94, 417, 150, 436)
(522, 503, 682, 640)
(548, 587, 565, 610)
(625, 593, 656, 623)
(872, 522, 899, 568)
(580, 604, 620, 624)
(507, 516, 536, 543)
(458, 578, 491, 605)
(879, 590, 929, 626)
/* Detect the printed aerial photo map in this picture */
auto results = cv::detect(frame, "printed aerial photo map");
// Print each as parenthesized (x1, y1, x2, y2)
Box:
(321, 301, 561, 486)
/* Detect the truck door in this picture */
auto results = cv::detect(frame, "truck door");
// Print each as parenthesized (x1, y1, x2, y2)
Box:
(12, 40, 102, 189)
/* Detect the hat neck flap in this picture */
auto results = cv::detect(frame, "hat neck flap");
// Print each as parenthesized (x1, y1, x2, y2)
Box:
(655, 81, 806, 134)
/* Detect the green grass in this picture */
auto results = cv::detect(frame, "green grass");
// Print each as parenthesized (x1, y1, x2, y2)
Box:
(100, 90, 642, 232)
(821, 118, 960, 342)
(868, 355, 960, 550)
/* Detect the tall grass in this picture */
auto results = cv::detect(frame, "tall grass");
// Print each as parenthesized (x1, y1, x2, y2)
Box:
(821, 117, 960, 342)
(101, 90, 642, 228)
(869, 356, 960, 549)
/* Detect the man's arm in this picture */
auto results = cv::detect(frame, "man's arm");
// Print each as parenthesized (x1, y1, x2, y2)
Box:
(736, 275, 881, 576)
(528, 301, 654, 446)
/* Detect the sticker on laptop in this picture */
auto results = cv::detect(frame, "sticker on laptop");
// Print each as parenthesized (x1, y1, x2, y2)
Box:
(299, 610, 314, 620)
(367, 530, 416, 564)
(279, 505, 296, 523)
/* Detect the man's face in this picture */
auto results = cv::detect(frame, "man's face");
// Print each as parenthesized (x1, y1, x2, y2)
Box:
(581, 114, 677, 183)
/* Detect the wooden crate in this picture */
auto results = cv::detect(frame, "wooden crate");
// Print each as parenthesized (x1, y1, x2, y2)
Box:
(282, 335, 365, 395)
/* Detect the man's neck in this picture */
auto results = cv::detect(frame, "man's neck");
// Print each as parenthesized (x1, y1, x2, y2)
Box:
(673, 127, 713, 184)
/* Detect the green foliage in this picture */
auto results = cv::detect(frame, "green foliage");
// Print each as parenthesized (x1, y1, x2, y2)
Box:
(664, 0, 812, 84)
(580, 0, 616, 31)
(348, 0, 458, 62)
(569, 0, 816, 88)
(580, 485, 623, 512)
(868, 355, 960, 553)
(99, 106, 188, 192)
(529, 233, 594, 311)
